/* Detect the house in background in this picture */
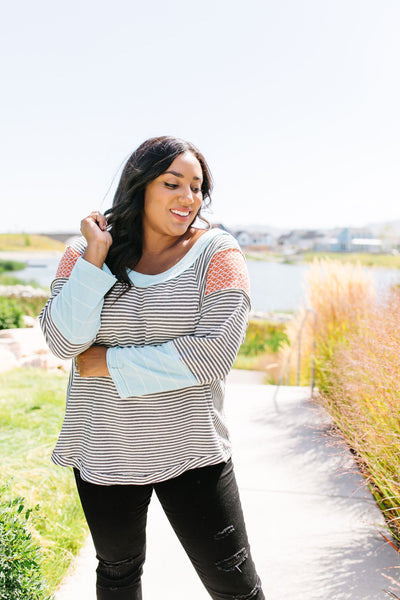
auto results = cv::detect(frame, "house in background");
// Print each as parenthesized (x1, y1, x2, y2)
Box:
(234, 230, 275, 248)
(277, 229, 325, 252)
(315, 227, 383, 253)
(211, 224, 399, 253)
(336, 228, 377, 251)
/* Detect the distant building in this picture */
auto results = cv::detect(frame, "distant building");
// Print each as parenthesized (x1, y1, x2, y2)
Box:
(278, 229, 325, 251)
(234, 230, 275, 248)
(315, 228, 383, 253)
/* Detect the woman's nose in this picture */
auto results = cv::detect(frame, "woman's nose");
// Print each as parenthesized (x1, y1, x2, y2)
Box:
(180, 187, 194, 203)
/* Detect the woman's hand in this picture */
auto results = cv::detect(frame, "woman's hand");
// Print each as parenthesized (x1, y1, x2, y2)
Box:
(81, 211, 113, 269)
(76, 345, 110, 377)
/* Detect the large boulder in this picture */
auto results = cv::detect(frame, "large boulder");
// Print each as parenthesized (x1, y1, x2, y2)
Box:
(0, 324, 70, 373)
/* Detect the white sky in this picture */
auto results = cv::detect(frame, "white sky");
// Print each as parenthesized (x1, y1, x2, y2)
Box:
(2, 0, 400, 233)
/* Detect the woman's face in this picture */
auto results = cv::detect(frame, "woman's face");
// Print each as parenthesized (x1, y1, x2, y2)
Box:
(143, 152, 203, 239)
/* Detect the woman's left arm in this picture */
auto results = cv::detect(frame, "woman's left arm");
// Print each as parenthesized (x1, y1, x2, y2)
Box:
(92, 249, 251, 398)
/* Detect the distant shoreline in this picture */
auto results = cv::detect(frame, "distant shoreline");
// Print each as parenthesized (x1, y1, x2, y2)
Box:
(0, 250, 63, 261)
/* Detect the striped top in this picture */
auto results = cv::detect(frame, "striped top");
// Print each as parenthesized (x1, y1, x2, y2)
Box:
(39, 228, 251, 485)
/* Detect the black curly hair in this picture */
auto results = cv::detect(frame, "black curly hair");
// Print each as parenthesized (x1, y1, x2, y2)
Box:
(104, 136, 213, 286)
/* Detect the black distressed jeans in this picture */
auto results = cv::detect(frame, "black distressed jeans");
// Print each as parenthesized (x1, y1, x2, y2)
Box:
(74, 460, 265, 600)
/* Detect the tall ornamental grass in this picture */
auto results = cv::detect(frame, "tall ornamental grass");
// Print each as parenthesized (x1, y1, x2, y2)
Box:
(281, 258, 375, 387)
(284, 258, 400, 543)
(320, 292, 400, 543)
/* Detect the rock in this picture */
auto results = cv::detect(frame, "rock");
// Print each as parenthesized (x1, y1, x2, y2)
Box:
(0, 345, 19, 372)
(0, 284, 49, 298)
(0, 325, 70, 373)
(22, 315, 37, 327)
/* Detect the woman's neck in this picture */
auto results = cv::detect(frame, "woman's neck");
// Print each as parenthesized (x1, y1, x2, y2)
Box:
(134, 227, 205, 275)
(142, 228, 192, 257)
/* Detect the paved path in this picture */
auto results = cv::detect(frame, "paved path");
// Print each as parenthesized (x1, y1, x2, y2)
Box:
(54, 373, 399, 600)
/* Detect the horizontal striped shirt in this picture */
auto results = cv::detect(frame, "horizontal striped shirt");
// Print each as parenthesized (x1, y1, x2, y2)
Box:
(39, 228, 251, 485)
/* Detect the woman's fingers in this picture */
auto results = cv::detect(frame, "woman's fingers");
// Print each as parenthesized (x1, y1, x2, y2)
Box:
(76, 346, 109, 378)
(80, 211, 112, 248)
(82, 211, 107, 231)
(89, 211, 108, 231)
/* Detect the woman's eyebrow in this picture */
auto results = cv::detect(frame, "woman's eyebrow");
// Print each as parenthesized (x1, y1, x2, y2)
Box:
(164, 170, 202, 181)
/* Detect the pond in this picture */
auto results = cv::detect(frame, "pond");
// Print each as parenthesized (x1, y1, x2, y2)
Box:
(14, 256, 400, 314)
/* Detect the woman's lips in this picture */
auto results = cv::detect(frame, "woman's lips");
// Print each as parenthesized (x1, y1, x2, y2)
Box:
(170, 209, 191, 219)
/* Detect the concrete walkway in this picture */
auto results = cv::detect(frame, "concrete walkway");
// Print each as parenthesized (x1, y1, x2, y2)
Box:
(54, 372, 399, 600)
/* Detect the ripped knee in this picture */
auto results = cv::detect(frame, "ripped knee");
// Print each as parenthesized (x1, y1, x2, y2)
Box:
(96, 552, 145, 588)
(214, 525, 236, 540)
(215, 547, 248, 573)
(214, 545, 263, 599)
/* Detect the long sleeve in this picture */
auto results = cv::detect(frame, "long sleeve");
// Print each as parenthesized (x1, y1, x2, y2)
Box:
(106, 248, 251, 399)
(39, 245, 117, 359)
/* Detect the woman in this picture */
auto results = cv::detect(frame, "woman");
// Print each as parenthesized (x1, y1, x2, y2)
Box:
(39, 136, 265, 600)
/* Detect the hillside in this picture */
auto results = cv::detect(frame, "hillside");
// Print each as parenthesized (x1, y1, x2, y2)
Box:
(0, 234, 65, 252)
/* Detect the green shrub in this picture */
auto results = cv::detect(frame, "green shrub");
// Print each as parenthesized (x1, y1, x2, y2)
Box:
(8, 295, 48, 318)
(0, 298, 24, 329)
(0, 260, 26, 274)
(0, 490, 53, 600)
(240, 320, 289, 356)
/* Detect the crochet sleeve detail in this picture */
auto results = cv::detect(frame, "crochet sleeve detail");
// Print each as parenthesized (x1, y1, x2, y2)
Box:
(205, 249, 250, 297)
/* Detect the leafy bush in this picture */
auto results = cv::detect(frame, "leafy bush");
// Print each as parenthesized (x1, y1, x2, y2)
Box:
(0, 298, 24, 329)
(0, 490, 53, 600)
(8, 295, 48, 318)
(0, 260, 26, 274)
(234, 319, 290, 380)
(240, 320, 289, 356)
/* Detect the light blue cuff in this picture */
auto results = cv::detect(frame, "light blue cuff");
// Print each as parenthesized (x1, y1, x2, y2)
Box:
(106, 341, 198, 399)
(51, 257, 117, 343)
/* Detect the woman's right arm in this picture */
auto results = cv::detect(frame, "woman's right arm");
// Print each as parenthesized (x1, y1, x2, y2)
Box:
(39, 212, 116, 360)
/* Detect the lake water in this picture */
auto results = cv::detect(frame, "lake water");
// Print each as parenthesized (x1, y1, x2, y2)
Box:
(14, 256, 400, 313)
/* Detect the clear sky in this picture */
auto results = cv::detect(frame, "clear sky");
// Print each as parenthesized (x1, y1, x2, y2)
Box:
(2, 0, 400, 233)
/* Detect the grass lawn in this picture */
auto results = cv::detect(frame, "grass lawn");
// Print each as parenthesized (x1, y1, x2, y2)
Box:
(0, 368, 88, 593)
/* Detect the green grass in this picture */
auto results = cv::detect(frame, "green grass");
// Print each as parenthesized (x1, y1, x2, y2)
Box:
(0, 274, 43, 287)
(0, 369, 88, 593)
(0, 234, 65, 252)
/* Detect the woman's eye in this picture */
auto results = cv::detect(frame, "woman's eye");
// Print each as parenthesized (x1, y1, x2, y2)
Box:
(165, 183, 178, 189)
(192, 187, 201, 193)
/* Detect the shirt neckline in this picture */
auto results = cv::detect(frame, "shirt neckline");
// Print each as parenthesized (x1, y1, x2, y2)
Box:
(125, 228, 227, 287)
